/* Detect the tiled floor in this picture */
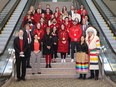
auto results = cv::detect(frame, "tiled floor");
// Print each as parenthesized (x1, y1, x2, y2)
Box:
(8, 78, 111, 87)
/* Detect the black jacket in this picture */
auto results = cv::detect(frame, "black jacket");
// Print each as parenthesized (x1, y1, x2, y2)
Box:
(42, 34, 53, 55)
(77, 42, 88, 54)
(13, 37, 28, 58)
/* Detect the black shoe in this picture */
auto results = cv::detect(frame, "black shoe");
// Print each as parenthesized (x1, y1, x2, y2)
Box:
(21, 77, 26, 81)
(83, 77, 86, 80)
(21, 78, 26, 81)
(49, 64, 52, 68)
(32, 73, 35, 75)
(26, 65, 32, 68)
(88, 76, 94, 79)
(37, 72, 41, 74)
(94, 76, 98, 80)
(46, 64, 49, 68)
(78, 77, 82, 79)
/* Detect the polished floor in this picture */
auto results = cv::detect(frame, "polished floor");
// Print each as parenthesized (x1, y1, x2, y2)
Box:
(8, 78, 111, 87)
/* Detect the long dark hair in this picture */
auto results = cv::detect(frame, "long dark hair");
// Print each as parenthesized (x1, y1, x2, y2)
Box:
(79, 35, 86, 44)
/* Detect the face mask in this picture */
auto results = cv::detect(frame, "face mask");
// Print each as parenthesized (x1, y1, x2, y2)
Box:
(28, 21, 32, 24)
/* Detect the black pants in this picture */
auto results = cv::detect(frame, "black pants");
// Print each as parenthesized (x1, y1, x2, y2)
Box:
(68, 38, 71, 55)
(79, 74, 86, 78)
(90, 70, 99, 78)
(26, 44, 31, 66)
(16, 57, 26, 79)
(60, 52, 66, 59)
(52, 44, 58, 59)
(71, 41, 79, 59)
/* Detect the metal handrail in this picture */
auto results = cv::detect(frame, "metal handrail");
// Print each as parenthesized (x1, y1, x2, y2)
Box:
(92, 0, 116, 36)
(0, 0, 20, 33)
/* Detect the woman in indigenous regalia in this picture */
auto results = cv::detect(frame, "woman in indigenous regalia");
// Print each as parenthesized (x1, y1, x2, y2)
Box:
(76, 35, 89, 79)
(86, 27, 101, 80)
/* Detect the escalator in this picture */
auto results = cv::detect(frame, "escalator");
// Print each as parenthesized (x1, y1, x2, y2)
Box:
(92, 0, 116, 53)
(0, 0, 37, 86)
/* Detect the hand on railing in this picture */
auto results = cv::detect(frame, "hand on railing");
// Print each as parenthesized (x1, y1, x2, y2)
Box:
(8, 48, 15, 59)
(100, 45, 107, 53)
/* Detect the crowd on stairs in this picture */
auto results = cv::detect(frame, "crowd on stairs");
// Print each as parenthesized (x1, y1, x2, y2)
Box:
(13, 3, 101, 82)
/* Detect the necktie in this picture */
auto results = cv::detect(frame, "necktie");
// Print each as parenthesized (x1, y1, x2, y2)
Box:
(27, 31, 31, 44)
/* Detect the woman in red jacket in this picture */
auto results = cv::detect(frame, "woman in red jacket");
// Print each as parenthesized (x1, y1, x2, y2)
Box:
(45, 8, 51, 26)
(34, 9, 41, 24)
(33, 23, 44, 41)
(58, 24, 69, 63)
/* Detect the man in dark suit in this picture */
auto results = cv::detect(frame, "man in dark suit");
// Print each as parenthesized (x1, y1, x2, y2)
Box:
(68, 5, 75, 17)
(37, 3, 45, 13)
(24, 24, 32, 68)
(45, 4, 53, 14)
(14, 29, 28, 81)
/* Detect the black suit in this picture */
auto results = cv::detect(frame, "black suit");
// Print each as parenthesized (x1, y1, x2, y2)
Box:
(13, 37, 28, 80)
(36, 8, 45, 14)
(68, 10, 74, 17)
(23, 30, 32, 67)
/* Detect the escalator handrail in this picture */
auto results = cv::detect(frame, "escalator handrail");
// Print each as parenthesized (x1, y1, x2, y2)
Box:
(0, 0, 10, 15)
(92, 0, 116, 36)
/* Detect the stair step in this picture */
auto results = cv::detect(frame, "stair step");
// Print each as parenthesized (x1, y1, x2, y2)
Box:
(26, 68, 76, 74)
(30, 63, 75, 68)
(30, 58, 72, 63)
(25, 74, 77, 79)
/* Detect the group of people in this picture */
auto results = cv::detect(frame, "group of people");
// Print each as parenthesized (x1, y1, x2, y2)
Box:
(13, 3, 101, 81)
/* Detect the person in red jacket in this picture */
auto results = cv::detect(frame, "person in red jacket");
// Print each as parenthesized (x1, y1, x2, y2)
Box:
(54, 7, 61, 20)
(64, 17, 72, 56)
(40, 17, 47, 32)
(33, 23, 44, 41)
(58, 24, 69, 63)
(50, 18, 59, 31)
(57, 15, 64, 26)
(45, 8, 51, 26)
(34, 9, 41, 24)
(69, 18, 82, 62)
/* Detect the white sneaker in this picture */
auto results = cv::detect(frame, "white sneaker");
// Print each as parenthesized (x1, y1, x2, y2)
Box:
(61, 59, 63, 63)
(63, 59, 66, 63)
(71, 59, 74, 62)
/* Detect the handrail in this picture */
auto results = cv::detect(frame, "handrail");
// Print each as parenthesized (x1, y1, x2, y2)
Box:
(92, 0, 116, 37)
(0, 0, 20, 33)
(0, 0, 10, 14)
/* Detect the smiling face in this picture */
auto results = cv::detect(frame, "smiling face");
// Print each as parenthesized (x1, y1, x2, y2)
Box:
(61, 24, 65, 30)
(37, 23, 41, 29)
(34, 34, 38, 40)
(81, 36, 85, 42)
(88, 31, 93, 37)
(18, 30, 24, 37)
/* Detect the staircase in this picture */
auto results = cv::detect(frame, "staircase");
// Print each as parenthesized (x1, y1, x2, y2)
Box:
(26, 56, 77, 79)
(25, 1, 77, 79)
